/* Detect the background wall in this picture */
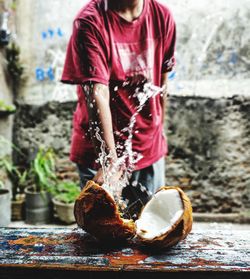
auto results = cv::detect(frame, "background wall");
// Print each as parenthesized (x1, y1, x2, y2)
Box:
(5, 0, 250, 215)
(165, 0, 250, 98)
(165, 95, 250, 213)
(15, 0, 250, 104)
(15, 0, 83, 104)
(0, 0, 15, 158)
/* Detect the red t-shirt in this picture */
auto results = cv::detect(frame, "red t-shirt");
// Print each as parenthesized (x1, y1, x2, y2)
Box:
(61, 0, 176, 170)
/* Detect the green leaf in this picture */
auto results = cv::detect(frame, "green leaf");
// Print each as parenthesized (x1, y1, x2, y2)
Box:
(28, 147, 58, 192)
(2, 159, 13, 173)
(53, 181, 80, 203)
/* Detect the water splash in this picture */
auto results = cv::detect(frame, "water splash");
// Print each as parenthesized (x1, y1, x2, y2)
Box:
(93, 82, 165, 202)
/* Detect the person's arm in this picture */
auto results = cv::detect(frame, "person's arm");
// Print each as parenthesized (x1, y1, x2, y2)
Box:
(83, 82, 122, 185)
(160, 72, 168, 125)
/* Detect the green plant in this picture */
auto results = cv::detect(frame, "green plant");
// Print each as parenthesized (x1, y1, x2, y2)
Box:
(0, 135, 25, 157)
(0, 136, 27, 200)
(0, 157, 27, 200)
(0, 100, 16, 112)
(54, 181, 80, 204)
(28, 148, 57, 193)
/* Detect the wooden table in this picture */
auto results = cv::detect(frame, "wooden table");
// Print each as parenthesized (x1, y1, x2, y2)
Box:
(0, 227, 249, 279)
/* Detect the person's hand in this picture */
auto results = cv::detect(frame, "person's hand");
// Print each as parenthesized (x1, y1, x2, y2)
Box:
(92, 168, 104, 185)
(93, 166, 123, 186)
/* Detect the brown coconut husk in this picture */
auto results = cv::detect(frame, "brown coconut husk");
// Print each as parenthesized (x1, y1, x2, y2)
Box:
(74, 182, 192, 249)
(74, 180, 135, 241)
(135, 186, 193, 249)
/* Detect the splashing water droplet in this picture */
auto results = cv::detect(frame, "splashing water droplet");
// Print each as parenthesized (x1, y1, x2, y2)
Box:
(89, 82, 165, 203)
(138, 183, 146, 192)
(132, 181, 138, 187)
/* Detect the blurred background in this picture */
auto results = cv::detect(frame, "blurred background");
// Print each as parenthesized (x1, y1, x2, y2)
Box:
(0, 0, 249, 226)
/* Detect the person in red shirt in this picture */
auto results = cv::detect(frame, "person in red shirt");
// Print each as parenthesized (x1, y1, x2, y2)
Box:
(61, 0, 176, 213)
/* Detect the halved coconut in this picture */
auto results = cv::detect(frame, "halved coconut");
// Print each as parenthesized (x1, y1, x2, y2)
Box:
(74, 180, 135, 241)
(74, 182, 192, 248)
(135, 186, 193, 249)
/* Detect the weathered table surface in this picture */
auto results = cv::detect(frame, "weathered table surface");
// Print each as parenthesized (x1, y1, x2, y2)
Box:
(0, 227, 249, 279)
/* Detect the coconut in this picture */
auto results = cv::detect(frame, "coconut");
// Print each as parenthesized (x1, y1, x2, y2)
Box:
(74, 180, 135, 241)
(74, 182, 192, 248)
(135, 186, 193, 249)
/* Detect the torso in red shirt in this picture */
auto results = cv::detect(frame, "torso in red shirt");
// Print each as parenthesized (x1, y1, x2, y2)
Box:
(61, 0, 176, 170)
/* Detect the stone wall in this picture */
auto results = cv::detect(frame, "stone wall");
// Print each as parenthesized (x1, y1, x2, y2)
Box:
(13, 96, 250, 214)
(165, 96, 250, 213)
(13, 101, 75, 165)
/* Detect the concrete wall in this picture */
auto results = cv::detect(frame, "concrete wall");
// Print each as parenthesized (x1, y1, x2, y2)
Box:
(15, 0, 250, 104)
(0, 53, 13, 158)
(0, 0, 15, 159)
(15, 0, 84, 104)
(0, 0, 16, 193)
(165, 0, 250, 98)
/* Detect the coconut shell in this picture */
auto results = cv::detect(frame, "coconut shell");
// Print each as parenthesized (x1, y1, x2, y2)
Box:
(135, 186, 193, 249)
(74, 180, 135, 241)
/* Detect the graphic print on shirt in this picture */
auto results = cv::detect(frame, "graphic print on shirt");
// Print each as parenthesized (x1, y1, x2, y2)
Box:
(114, 39, 155, 84)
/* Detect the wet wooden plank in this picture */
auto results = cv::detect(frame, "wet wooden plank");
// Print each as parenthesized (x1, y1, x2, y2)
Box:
(0, 227, 249, 278)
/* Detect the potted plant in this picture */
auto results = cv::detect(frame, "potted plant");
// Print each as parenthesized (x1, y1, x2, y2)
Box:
(0, 136, 28, 220)
(25, 147, 57, 224)
(0, 180, 11, 227)
(52, 181, 80, 224)
(11, 168, 27, 221)
(0, 158, 27, 221)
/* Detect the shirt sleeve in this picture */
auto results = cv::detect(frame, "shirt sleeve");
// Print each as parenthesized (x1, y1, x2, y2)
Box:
(161, 12, 176, 73)
(61, 19, 110, 85)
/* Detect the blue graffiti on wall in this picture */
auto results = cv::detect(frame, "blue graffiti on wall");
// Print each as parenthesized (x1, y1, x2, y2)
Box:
(36, 27, 64, 81)
(41, 28, 63, 40)
(36, 67, 55, 81)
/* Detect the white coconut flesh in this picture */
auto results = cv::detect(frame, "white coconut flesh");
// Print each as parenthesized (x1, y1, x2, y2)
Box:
(135, 189, 184, 240)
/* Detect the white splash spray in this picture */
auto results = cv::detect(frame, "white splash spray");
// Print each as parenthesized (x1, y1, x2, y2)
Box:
(93, 82, 165, 202)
